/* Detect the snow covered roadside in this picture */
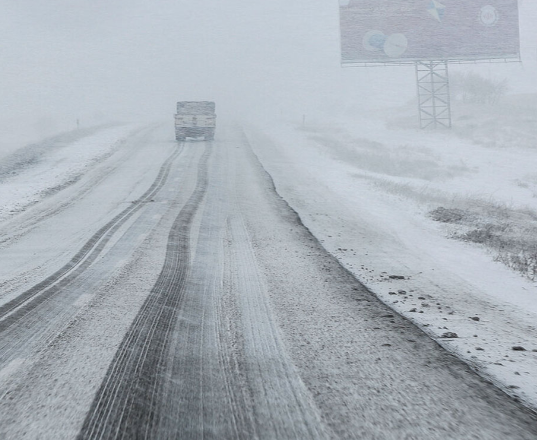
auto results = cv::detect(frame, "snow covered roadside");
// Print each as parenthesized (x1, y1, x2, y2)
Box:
(245, 115, 537, 411)
(0, 125, 140, 222)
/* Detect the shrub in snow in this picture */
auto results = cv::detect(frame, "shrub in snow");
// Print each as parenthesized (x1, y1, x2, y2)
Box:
(429, 204, 537, 281)
(429, 207, 466, 223)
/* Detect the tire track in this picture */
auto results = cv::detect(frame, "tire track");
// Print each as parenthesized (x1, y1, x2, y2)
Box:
(122, 131, 325, 440)
(78, 144, 212, 440)
(0, 144, 184, 333)
(221, 133, 325, 439)
(156, 150, 236, 439)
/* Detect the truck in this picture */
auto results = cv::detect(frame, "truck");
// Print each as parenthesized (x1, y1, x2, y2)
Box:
(175, 101, 216, 141)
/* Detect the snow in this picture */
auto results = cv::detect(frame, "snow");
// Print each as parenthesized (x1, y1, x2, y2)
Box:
(0, 0, 537, 432)
(0, 125, 136, 222)
(1, 103, 536, 418)
(245, 105, 537, 410)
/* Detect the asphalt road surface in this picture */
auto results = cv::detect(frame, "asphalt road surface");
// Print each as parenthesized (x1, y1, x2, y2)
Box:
(0, 124, 536, 439)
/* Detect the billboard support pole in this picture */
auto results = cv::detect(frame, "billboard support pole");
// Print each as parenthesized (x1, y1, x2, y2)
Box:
(415, 61, 452, 129)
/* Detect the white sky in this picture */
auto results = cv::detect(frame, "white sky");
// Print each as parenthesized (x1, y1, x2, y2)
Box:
(0, 0, 536, 131)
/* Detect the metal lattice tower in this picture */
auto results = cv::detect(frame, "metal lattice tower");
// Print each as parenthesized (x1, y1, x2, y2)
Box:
(415, 61, 452, 129)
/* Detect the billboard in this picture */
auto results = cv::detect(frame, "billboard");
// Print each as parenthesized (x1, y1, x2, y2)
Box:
(340, 0, 520, 64)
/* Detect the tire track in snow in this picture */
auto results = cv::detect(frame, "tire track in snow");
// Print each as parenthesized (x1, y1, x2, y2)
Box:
(201, 133, 325, 439)
(79, 131, 326, 439)
(78, 144, 212, 440)
(121, 131, 325, 439)
(0, 144, 184, 333)
(217, 214, 326, 439)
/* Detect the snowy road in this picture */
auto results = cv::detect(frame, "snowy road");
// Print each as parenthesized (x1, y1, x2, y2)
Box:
(0, 124, 536, 439)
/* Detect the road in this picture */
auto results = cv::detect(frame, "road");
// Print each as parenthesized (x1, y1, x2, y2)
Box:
(0, 124, 536, 439)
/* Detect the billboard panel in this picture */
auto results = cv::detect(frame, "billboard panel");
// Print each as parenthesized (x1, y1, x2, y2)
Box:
(340, 0, 520, 64)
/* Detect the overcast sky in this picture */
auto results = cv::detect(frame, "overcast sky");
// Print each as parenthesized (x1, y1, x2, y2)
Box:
(1, 0, 536, 135)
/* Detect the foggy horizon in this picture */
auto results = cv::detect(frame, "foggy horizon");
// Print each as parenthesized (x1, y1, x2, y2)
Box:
(1, 0, 536, 139)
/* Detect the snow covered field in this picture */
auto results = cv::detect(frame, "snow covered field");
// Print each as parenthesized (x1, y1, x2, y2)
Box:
(246, 97, 537, 410)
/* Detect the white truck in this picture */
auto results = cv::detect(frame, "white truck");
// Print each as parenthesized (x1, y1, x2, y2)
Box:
(175, 101, 216, 141)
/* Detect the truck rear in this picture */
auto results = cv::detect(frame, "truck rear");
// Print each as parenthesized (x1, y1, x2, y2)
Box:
(175, 101, 216, 141)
